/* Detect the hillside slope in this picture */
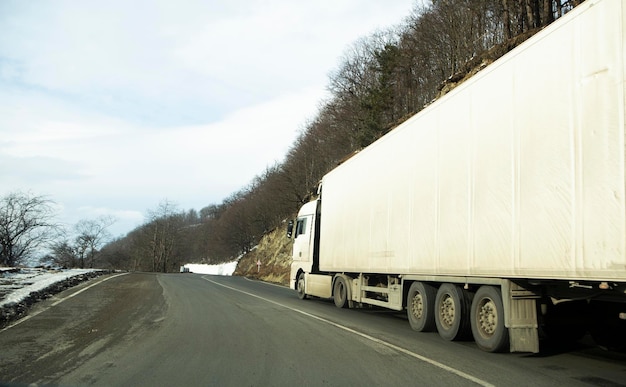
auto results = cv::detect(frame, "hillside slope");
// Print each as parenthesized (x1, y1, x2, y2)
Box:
(233, 226, 292, 286)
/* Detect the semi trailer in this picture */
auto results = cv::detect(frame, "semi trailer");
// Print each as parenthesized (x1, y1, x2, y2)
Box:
(288, 0, 626, 353)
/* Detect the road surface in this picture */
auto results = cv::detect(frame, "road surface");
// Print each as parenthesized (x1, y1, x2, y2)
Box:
(0, 273, 625, 386)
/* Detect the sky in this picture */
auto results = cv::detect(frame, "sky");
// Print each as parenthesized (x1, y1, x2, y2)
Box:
(0, 0, 416, 238)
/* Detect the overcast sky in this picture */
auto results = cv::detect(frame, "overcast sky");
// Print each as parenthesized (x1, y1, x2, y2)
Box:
(1, 0, 416, 238)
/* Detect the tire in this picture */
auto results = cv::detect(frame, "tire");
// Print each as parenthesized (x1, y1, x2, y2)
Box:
(470, 286, 509, 352)
(435, 283, 472, 341)
(333, 276, 349, 308)
(407, 282, 437, 332)
(296, 273, 307, 300)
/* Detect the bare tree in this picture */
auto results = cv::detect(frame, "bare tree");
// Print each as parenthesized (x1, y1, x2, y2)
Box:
(0, 191, 60, 267)
(73, 216, 116, 268)
(501, 0, 583, 37)
(145, 200, 182, 273)
(49, 240, 78, 268)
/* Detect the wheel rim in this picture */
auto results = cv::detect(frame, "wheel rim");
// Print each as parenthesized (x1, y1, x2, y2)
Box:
(411, 293, 424, 320)
(439, 295, 455, 329)
(476, 298, 497, 338)
(297, 276, 305, 296)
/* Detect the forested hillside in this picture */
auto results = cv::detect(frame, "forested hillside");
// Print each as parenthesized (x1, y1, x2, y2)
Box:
(94, 0, 584, 273)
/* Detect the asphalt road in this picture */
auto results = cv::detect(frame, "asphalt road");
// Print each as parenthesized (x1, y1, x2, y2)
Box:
(1, 273, 626, 386)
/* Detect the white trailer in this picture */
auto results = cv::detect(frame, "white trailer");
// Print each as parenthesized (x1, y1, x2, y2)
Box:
(289, 0, 626, 353)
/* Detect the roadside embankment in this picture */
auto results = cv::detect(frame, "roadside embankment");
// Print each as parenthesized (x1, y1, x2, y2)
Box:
(233, 226, 292, 286)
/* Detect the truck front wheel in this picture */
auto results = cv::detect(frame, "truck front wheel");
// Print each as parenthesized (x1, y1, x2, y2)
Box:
(407, 282, 436, 332)
(470, 286, 509, 352)
(435, 284, 472, 341)
(296, 273, 307, 300)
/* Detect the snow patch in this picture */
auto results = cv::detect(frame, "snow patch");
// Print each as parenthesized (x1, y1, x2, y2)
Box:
(0, 268, 100, 307)
(181, 261, 238, 276)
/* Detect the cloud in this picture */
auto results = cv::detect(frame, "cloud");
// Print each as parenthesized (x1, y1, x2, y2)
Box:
(1, 84, 322, 212)
(0, 1, 413, 122)
(0, 154, 85, 186)
(82, 86, 325, 201)
(0, 0, 415, 237)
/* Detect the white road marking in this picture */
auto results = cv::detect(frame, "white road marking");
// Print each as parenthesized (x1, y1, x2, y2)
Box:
(50, 272, 129, 306)
(203, 276, 494, 387)
(0, 272, 129, 333)
(241, 275, 287, 288)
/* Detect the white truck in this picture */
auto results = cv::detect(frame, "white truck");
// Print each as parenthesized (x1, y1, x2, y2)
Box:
(288, 0, 626, 353)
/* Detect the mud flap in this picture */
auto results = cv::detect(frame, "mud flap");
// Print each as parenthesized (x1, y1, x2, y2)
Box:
(502, 280, 540, 353)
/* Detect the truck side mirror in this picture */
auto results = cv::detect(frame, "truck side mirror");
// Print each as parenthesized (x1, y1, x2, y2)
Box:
(286, 220, 294, 239)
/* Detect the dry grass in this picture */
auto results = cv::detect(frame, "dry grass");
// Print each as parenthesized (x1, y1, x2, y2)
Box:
(233, 226, 292, 286)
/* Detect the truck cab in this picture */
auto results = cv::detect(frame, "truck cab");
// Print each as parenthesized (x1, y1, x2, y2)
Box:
(289, 200, 319, 293)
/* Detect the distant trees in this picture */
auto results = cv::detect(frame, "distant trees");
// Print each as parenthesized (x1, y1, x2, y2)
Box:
(142, 200, 182, 273)
(73, 216, 115, 268)
(0, 191, 60, 267)
(96, 236, 134, 270)
(49, 216, 115, 268)
(0, 191, 119, 269)
(97, 200, 208, 272)
(48, 240, 77, 268)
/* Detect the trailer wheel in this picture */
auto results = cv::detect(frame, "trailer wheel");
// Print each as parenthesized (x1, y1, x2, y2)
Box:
(471, 286, 509, 352)
(333, 276, 349, 308)
(296, 273, 307, 300)
(407, 282, 436, 332)
(435, 284, 472, 341)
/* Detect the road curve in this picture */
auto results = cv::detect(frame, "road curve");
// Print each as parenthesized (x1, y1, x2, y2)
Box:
(0, 273, 625, 386)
